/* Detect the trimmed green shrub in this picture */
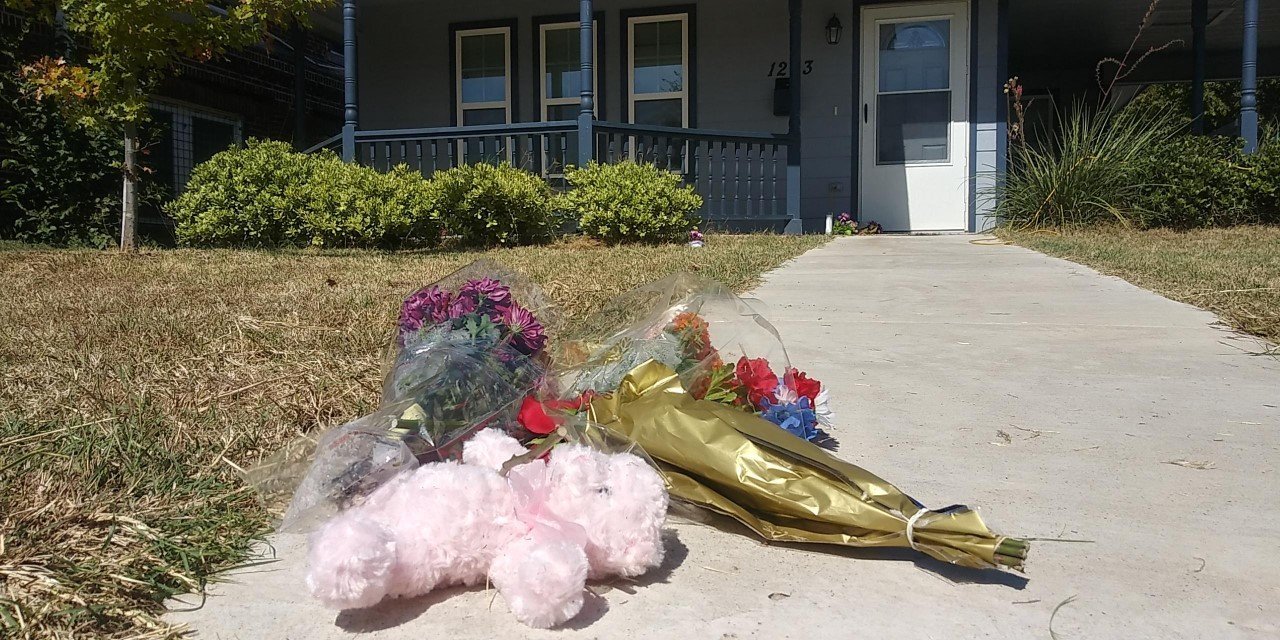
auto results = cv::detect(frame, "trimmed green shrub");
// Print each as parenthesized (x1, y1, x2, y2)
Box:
(559, 161, 702, 244)
(1242, 140, 1280, 224)
(1127, 135, 1254, 228)
(427, 162, 556, 247)
(168, 140, 440, 248)
(1126, 135, 1280, 229)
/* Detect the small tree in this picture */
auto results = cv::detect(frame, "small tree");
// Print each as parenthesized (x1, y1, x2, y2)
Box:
(5, 0, 330, 249)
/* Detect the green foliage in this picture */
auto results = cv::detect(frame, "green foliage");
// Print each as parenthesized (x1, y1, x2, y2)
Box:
(559, 161, 702, 244)
(168, 140, 441, 248)
(1127, 136, 1252, 228)
(992, 102, 1180, 228)
(427, 162, 556, 247)
(1243, 138, 1280, 223)
(0, 22, 119, 247)
(1126, 79, 1280, 134)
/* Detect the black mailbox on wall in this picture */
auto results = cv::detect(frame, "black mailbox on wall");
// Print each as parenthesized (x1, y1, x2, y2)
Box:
(773, 77, 790, 116)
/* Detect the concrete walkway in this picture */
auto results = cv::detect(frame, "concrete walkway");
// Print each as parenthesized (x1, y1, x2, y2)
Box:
(168, 236, 1280, 639)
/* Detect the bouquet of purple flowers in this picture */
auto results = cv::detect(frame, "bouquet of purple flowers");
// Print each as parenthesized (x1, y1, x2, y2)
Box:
(248, 260, 558, 531)
(380, 262, 555, 460)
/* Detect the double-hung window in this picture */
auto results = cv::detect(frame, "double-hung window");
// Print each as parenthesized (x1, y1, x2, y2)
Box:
(539, 20, 599, 173)
(455, 27, 512, 126)
(539, 21, 598, 122)
(627, 13, 688, 128)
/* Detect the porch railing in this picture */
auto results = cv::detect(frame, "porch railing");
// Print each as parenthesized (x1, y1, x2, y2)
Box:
(313, 121, 792, 222)
(594, 122, 790, 220)
(355, 121, 579, 177)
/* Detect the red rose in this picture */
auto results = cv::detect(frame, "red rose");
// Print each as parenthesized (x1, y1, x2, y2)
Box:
(735, 356, 778, 407)
(547, 390, 595, 413)
(784, 368, 821, 403)
(517, 395, 558, 435)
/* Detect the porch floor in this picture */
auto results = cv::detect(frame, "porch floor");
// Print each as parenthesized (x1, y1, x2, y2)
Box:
(167, 236, 1280, 639)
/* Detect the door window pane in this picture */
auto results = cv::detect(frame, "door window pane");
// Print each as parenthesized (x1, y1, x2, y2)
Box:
(633, 20, 683, 94)
(462, 108, 507, 126)
(877, 91, 949, 163)
(460, 32, 507, 103)
(878, 20, 949, 93)
(544, 27, 581, 100)
(634, 99, 683, 128)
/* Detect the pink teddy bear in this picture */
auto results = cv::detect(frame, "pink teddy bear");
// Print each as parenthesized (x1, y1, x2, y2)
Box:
(304, 428, 669, 628)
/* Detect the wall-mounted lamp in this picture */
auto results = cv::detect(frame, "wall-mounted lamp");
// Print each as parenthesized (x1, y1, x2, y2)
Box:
(826, 15, 843, 45)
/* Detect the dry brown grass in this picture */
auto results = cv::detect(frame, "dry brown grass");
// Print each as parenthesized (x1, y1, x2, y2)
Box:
(0, 234, 826, 639)
(999, 225, 1280, 344)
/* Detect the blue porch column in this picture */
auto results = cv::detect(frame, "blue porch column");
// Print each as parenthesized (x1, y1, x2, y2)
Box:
(1191, 0, 1207, 135)
(342, 0, 358, 162)
(1240, 0, 1259, 153)
(577, 0, 595, 167)
(784, 0, 803, 234)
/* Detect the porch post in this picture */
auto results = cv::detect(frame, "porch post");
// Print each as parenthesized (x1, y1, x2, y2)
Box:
(1240, 0, 1259, 153)
(1190, 0, 1207, 134)
(341, 0, 358, 162)
(784, 0, 804, 234)
(577, 0, 595, 167)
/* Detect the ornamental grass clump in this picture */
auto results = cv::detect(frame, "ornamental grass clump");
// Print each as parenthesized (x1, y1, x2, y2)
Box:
(991, 102, 1179, 228)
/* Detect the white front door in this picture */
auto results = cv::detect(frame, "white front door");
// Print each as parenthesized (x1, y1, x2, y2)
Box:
(859, 2, 970, 232)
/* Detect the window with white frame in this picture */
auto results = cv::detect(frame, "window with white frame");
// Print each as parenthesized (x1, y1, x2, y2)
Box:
(628, 13, 688, 128)
(456, 27, 512, 126)
(147, 102, 242, 196)
(539, 21, 598, 122)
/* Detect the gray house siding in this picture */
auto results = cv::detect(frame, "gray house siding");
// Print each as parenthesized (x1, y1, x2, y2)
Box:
(356, 0, 1000, 232)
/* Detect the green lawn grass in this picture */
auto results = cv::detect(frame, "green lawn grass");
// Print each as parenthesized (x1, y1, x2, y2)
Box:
(999, 226, 1280, 344)
(0, 234, 827, 639)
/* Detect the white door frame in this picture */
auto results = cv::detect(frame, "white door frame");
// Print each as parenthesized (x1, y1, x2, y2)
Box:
(858, 1, 970, 232)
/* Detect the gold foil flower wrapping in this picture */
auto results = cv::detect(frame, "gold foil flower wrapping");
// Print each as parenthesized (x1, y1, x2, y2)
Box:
(586, 360, 1029, 570)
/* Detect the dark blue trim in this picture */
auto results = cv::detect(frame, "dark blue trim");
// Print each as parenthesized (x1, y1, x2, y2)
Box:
(968, 0, 980, 232)
(619, 4, 698, 128)
(849, 1, 861, 222)
(1240, 0, 1259, 153)
(788, 0, 803, 166)
(449, 18, 520, 126)
(530, 11, 607, 120)
(341, 0, 357, 161)
(995, 0, 1008, 177)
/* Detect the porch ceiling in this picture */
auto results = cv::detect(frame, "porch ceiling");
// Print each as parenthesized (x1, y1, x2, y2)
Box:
(1011, 0, 1280, 83)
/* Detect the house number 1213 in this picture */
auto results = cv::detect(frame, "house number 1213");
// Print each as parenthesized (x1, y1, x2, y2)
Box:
(768, 60, 814, 77)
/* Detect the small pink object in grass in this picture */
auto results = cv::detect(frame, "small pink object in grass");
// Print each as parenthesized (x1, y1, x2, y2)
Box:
(689, 228, 705, 248)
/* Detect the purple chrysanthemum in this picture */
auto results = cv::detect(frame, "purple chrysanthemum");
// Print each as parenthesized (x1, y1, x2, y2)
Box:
(460, 277, 511, 305)
(501, 304, 546, 355)
(399, 286, 453, 334)
(447, 293, 477, 320)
